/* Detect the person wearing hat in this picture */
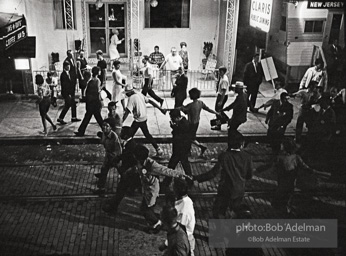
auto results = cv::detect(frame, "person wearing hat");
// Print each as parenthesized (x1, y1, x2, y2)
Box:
(141, 55, 164, 107)
(211, 66, 229, 131)
(179, 42, 189, 70)
(96, 50, 112, 100)
(222, 81, 248, 137)
(74, 66, 104, 137)
(265, 92, 293, 154)
(123, 85, 166, 157)
(171, 67, 188, 108)
(93, 118, 122, 195)
(243, 53, 263, 112)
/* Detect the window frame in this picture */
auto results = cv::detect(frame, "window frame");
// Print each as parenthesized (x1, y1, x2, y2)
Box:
(144, 0, 191, 29)
(86, 1, 127, 58)
(303, 19, 325, 34)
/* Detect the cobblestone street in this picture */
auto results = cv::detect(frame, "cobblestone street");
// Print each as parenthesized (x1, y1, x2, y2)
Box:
(0, 142, 345, 255)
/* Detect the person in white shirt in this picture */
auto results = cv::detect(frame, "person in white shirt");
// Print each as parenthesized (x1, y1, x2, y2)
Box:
(300, 58, 328, 91)
(161, 179, 196, 255)
(123, 85, 166, 157)
(160, 47, 184, 87)
(112, 60, 126, 110)
(211, 66, 230, 131)
(141, 55, 164, 107)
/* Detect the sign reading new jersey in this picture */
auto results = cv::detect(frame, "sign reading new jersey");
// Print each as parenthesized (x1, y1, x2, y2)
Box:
(307, 1, 344, 9)
(250, 0, 273, 33)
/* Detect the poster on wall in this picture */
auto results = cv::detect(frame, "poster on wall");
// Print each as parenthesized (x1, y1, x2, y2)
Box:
(249, 0, 273, 33)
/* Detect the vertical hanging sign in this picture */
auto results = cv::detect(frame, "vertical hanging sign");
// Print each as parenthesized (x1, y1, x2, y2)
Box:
(249, 0, 273, 33)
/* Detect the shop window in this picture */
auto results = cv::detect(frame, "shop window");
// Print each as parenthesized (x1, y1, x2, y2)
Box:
(145, 0, 190, 28)
(53, 0, 76, 29)
(304, 20, 324, 33)
(280, 16, 286, 31)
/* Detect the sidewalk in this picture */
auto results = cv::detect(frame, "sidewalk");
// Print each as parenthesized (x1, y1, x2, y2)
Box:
(0, 81, 301, 144)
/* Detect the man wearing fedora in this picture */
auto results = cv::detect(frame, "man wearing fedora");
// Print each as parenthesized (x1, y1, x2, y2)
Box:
(211, 66, 229, 131)
(223, 81, 248, 137)
(123, 85, 166, 157)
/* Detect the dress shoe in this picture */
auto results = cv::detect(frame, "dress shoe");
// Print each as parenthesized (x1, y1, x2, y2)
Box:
(57, 118, 67, 125)
(74, 131, 84, 137)
(71, 118, 81, 122)
(144, 224, 162, 234)
(211, 126, 221, 131)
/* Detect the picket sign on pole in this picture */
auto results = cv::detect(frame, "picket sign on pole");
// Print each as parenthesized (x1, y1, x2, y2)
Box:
(261, 57, 278, 92)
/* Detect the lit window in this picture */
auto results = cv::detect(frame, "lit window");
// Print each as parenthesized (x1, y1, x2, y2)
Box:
(145, 0, 190, 28)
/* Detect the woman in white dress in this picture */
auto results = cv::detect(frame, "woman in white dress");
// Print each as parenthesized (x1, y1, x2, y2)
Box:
(112, 60, 126, 110)
(109, 29, 124, 61)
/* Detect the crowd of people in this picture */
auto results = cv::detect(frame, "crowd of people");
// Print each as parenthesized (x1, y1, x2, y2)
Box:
(31, 45, 345, 255)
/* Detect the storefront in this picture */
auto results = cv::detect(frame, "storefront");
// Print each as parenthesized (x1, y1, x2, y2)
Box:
(0, 12, 29, 94)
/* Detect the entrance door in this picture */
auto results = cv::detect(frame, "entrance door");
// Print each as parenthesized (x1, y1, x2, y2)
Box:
(87, 2, 127, 57)
(323, 12, 343, 48)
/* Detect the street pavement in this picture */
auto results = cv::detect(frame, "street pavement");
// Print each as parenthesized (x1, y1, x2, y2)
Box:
(0, 142, 345, 256)
(0, 81, 302, 144)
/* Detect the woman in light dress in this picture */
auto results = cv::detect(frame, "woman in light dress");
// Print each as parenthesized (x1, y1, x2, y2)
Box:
(109, 29, 124, 61)
(112, 60, 126, 110)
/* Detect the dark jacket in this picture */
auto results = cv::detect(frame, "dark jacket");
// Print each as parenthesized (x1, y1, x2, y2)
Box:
(60, 70, 75, 98)
(224, 92, 248, 124)
(64, 57, 77, 84)
(195, 149, 253, 199)
(243, 61, 263, 92)
(172, 74, 188, 99)
(85, 78, 102, 111)
(266, 100, 293, 130)
(166, 223, 191, 256)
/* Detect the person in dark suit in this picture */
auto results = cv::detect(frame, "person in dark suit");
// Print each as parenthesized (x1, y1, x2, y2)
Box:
(328, 39, 342, 87)
(74, 67, 103, 136)
(64, 50, 77, 94)
(265, 92, 293, 154)
(223, 82, 248, 138)
(243, 53, 263, 112)
(171, 67, 188, 108)
(57, 62, 81, 124)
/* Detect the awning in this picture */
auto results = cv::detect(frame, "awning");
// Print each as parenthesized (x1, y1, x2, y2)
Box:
(0, 12, 27, 51)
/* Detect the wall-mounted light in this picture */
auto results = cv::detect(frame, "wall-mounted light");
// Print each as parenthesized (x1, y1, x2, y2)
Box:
(95, 0, 103, 10)
(150, 0, 158, 8)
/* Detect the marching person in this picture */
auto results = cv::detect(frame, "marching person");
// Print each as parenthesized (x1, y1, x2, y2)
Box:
(123, 85, 166, 157)
(76, 49, 88, 102)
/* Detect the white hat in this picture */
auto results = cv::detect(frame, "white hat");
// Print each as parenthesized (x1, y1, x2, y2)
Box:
(232, 81, 247, 89)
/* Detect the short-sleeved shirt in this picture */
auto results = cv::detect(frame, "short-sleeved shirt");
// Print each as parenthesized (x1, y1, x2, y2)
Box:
(143, 63, 153, 78)
(165, 53, 183, 71)
(217, 74, 229, 95)
(126, 92, 149, 122)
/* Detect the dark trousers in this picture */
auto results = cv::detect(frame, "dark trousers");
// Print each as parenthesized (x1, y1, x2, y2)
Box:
(228, 119, 244, 138)
(212, 190, 243, 218)
(247, 86, 259, 110)
(141, 198, 159, 226)
(129, 120, 159, 150)
(142, 78, 163, 104)
(59, 95, 77, 120)
(78, 106, 103, 135)
(295, 109, 311, 143)
(174, 95, 185, 108)
(97, 155, 120, 189)
(267, 126, 286, 154)
(107, 167, 141, 212)
(214, 94, 229, 126)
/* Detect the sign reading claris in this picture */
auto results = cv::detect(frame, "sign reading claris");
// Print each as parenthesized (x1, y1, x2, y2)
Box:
(250, 0, 273, 33)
